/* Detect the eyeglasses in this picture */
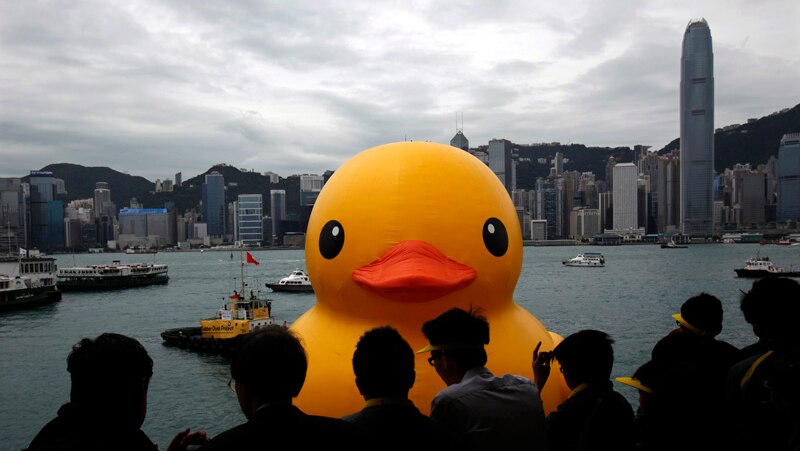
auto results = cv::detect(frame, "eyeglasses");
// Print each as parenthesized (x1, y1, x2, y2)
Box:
(228, 378, 237, 393)
(428, 350, 442, 367)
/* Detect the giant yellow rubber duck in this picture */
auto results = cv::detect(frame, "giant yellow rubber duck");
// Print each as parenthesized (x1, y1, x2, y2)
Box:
(292, 141, 570, 417)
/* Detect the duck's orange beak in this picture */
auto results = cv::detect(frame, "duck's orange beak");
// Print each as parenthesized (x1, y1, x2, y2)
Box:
(352, 240, 476, 302)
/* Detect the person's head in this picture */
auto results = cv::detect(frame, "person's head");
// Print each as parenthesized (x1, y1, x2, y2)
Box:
(553, 329, 614, 388)
(352, 326, 415, 400)
(230, 325, 307, 417)
(67, 333, 153, 428)
(672, 292, 723, 337)
(616, 360, 662, 414)
(741, 277, 800, 346)
(419, 307, 489, 385)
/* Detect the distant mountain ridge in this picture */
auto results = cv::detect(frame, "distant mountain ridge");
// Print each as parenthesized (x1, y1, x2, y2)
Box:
(22, 102, 799, 208)
(22, 163, 153, 208)
(658, 103, 800, 171)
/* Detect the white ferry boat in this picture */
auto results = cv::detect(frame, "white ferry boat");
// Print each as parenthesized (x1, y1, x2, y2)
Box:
(57, 261, 169, 291)
(0, 252, 61, 311)
(563, 252, 605, 267)
(265, 268, 314, 293)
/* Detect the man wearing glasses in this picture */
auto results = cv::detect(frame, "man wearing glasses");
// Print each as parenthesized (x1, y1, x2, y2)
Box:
(417, 307, 547, 450)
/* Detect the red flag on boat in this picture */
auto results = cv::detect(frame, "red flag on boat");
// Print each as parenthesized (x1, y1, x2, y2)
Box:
(246, 251, 260, 265)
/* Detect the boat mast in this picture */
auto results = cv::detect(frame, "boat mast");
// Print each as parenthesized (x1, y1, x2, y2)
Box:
(231, 243, 245, 318)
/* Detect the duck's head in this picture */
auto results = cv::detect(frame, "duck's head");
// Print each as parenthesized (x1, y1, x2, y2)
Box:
(305, 142, 522, 321)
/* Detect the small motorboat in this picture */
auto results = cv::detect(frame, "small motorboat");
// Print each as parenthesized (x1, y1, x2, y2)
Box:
(735, 256, 800, 278)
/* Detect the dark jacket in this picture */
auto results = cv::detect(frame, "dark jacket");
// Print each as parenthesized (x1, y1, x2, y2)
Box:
(547, 381, 635, 451)
(343, 400, 464, 450)
(199, 403, 365, 450)
(25, 402, 157, 451)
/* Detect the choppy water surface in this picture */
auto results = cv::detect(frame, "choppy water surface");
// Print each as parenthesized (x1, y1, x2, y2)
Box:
(2, 244, 796, 449)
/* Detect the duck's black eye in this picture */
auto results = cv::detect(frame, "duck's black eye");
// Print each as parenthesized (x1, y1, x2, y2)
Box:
(482, 218, 508, 257)
(319, 220, 345, 259)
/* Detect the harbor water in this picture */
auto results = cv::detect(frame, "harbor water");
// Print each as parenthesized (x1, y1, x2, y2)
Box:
(2, 244, 797, 450)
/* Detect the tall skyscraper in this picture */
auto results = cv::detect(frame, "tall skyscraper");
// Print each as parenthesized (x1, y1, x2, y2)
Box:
(93, 182, 114, 219)
(175, 172, 182, 187)
(299, 174, 324, 232)
(488, 139, 516, 195)
(680, 19, 715, 237)
(270, 190, 286, 245)
(202, 171, 226, 237)
(778, 133, 800, 222)
(612, 163, 639, 231)
(28, 170, 64, 250)
(0, 178, 27, 252)
(535, 177, 565, 239)
(237, 194, 263, 246)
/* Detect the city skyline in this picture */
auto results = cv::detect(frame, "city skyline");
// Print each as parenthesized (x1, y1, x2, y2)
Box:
(1, 1, 798, 182)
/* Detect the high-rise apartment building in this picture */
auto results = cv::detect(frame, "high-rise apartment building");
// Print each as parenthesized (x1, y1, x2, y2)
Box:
(202, 171, 225, 237)
(237, 194, 263, 246)
(680, 19, 715, 237)
(270, 190, 286, 245)
(175, 172, 182, 188)
(778, 133, 800, 222)
(612, 163, 639, 231)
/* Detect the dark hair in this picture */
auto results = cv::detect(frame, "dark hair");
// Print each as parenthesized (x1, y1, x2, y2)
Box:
(740, 277, 800, 345)
(67, 333, 153, 405)
(352, 326, 414, 398)
(680, 292, 723, 336)
(554, 330, 614, 384)
(421, 307, 489, 369)
(231, 325, 307, 400)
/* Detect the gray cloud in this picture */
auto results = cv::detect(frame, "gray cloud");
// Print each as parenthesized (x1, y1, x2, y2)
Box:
(1, 0, 798, 183)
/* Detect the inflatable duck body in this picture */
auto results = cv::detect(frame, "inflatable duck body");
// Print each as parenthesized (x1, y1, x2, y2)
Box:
(292, 142, 570, 417)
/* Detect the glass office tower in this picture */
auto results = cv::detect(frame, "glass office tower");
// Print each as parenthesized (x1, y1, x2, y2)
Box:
(680, 19, 715, 237)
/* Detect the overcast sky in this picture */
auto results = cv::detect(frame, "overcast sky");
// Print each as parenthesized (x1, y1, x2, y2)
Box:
(1, 0, 798, 182)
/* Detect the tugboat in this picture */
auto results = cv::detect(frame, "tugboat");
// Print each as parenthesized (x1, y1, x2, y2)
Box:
(265, 268, 314, 293)
(161, 249, 277, 353)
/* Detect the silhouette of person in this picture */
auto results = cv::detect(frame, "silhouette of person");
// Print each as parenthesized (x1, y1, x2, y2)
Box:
(342, 326, 464, 450)
(25, 332, 207, 451)
(534, 329, 635, 451)
(418, 307, 547, 450)
(616, 359, 705, 451)
(198, 325, 365, 450)
(650, 292, 741, 448)
(726, 277, 800, 451)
